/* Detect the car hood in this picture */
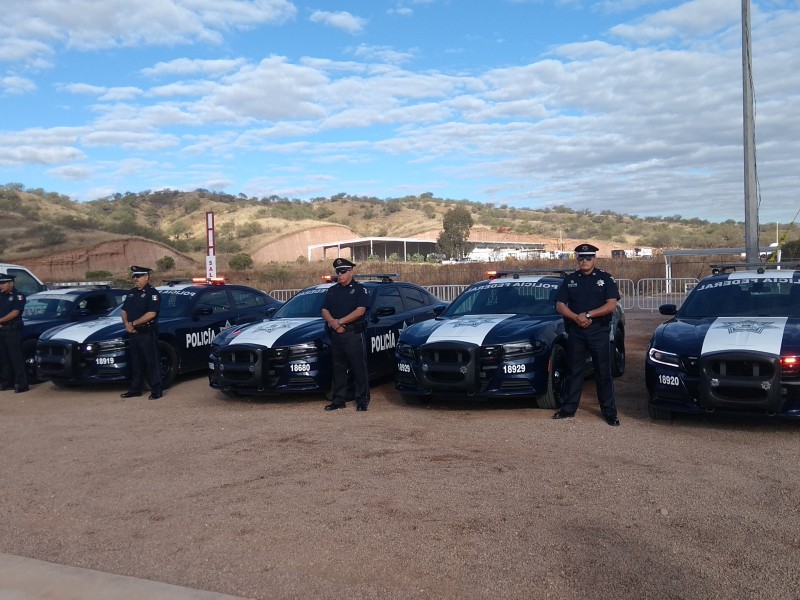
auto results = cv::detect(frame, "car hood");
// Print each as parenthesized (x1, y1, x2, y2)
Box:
(400, 314, 560, 346)
(39, 316, 125, 343)
(215, 318, 323, 348)
(652, 316, 800, 357)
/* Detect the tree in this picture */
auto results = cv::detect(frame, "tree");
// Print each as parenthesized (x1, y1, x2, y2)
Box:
(436, 206, 474, 260)
(229, 253, 254, 271)
(156, 256, 176, 271)
(780, 239, 800, 259)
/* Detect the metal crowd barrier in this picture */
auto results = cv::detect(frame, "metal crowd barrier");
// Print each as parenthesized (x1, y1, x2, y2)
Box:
(271, 278, 699, 311)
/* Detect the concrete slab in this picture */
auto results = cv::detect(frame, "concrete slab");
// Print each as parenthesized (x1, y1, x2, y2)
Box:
(0, 554, 250, 600)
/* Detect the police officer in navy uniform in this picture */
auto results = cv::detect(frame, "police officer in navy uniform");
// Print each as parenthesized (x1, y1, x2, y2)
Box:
(553, 244, 621, 426)
(120, 266, 163, 399)
(321, 258, 371, 411)
(0, 273, 28, 393)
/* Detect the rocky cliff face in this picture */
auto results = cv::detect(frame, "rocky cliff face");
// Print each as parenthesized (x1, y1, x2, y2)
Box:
(19, 239, 197, 282)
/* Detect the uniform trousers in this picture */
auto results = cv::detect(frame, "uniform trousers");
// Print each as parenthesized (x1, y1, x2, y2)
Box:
(560, 324, 617, 418)
(0, 327, 27, 388)
(128, 330, 162, 395)
(330, 329, 369, 408)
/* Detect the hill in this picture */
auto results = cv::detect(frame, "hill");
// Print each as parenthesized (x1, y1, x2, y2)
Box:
(1, 184, 795, 285)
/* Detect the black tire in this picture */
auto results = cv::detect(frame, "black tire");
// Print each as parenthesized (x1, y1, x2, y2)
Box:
(610, 336, 625, 378)
(538, 344, 567, 409)
(22, 339, 42, 384)
(647, 399, 673, 421)
(157, 341, 178, 389)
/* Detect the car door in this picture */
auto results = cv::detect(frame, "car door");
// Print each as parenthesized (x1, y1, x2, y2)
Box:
(367, 285, 410, 376)
(178, 288, 239, 372)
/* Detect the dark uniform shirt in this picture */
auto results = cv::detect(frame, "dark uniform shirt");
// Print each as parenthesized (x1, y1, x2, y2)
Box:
(121, 283, 161, 324)
(322, 280, 370, 321)
(0, 287, 26, 326)
(556, 268, 619, 327)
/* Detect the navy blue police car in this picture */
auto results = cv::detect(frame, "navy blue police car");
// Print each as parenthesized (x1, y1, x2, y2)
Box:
(208, 274, 447, 397)
(21, 285, 128, 382)
(395, 270, 625, 407)
(646, 263, 800, 420)
(35, 278, 281, 388)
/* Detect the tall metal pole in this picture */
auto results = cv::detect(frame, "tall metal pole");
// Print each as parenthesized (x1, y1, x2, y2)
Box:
(742, 0, 759, 261)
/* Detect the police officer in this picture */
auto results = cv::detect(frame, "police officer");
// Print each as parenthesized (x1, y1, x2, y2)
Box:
(321, 258, 371, 411)
(120, 266, 162, 400)
(553, 244, 621, 426)
(0, 273, 28, 393)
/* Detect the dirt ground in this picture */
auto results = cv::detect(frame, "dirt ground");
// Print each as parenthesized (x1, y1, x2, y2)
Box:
(1, 312, 799, 600)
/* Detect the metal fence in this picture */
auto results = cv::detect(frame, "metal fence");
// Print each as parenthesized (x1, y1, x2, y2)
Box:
(271, 278, 699, 311)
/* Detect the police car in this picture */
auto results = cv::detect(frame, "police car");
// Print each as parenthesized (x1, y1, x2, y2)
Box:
(208, 274, 447, 397)
(35, 278, 282, 388)
(645, 263, 800, 420)
(21, 285, 128, 382)
(395, 270, 626, 407)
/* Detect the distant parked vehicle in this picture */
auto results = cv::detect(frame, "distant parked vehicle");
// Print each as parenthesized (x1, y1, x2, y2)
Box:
(0, 263, 47, 296)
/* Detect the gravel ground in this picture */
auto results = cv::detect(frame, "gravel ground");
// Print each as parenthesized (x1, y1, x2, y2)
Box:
(1, 311, 799, 600)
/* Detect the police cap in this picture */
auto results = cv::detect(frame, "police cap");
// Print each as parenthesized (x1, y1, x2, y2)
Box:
(574, 243, 599, 255)
(0, 272, 15, 283)
(332, 257, 356, 271)
(130, 265, 153, 277)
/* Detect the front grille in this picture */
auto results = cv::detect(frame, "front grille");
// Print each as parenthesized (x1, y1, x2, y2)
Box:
(420, 347, 470, 365)
(700, 351, 782, 410)
(36, 341, 75, 377)
(707, 358, 774, 378)
(501, 379, 533, 391)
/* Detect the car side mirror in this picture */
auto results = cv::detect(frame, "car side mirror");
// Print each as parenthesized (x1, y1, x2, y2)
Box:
(659, 304, 677, 315)
(265, 306, 279, 318)
(433, 304, 447, 316)
(193, 306, 214, 317)
(73, 308, 92, 318)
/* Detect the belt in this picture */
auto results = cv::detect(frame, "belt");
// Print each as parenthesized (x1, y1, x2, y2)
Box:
(135, 323, 156, 332)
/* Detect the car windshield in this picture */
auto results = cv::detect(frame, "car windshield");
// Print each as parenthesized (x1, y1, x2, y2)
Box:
(679, 278, 800, 318)
(273, 287, 329, 318)
(444, 281, 560, 317)
(107, 288, 197, 319)
(23, 294, 79, 319)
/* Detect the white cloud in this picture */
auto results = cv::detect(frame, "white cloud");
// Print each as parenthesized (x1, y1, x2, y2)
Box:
(309, 10, 367, 34)
(1, 75, 37, 95)
(141, 58, 248, 78)
(0, 0, 297, 64)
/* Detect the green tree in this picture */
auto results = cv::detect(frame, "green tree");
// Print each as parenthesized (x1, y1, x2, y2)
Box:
(229, 253, 254, 271)
(436, 206, 474, 260)
(156, 256, 176, 271)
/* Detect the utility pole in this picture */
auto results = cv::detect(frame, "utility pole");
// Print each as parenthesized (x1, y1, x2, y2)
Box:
(742, 0, 759, 262)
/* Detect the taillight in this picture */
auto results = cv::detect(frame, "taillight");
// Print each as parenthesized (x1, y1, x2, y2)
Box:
(780, 356, 800, 377)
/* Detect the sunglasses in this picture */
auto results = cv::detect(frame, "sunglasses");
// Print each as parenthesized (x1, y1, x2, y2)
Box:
(335, 268, 352, 275)
(577, 254, 595, 261)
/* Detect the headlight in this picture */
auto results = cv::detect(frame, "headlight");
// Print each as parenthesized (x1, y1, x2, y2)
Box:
(648, 347, 680, 367)
(289, 342, 319, 359)
(83, 338, 127, 355)
(396, 342, 417, 359)
(502, 340, 542, 359)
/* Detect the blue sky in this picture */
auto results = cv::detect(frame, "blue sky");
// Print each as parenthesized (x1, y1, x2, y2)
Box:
(1, 0, 798, 224)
